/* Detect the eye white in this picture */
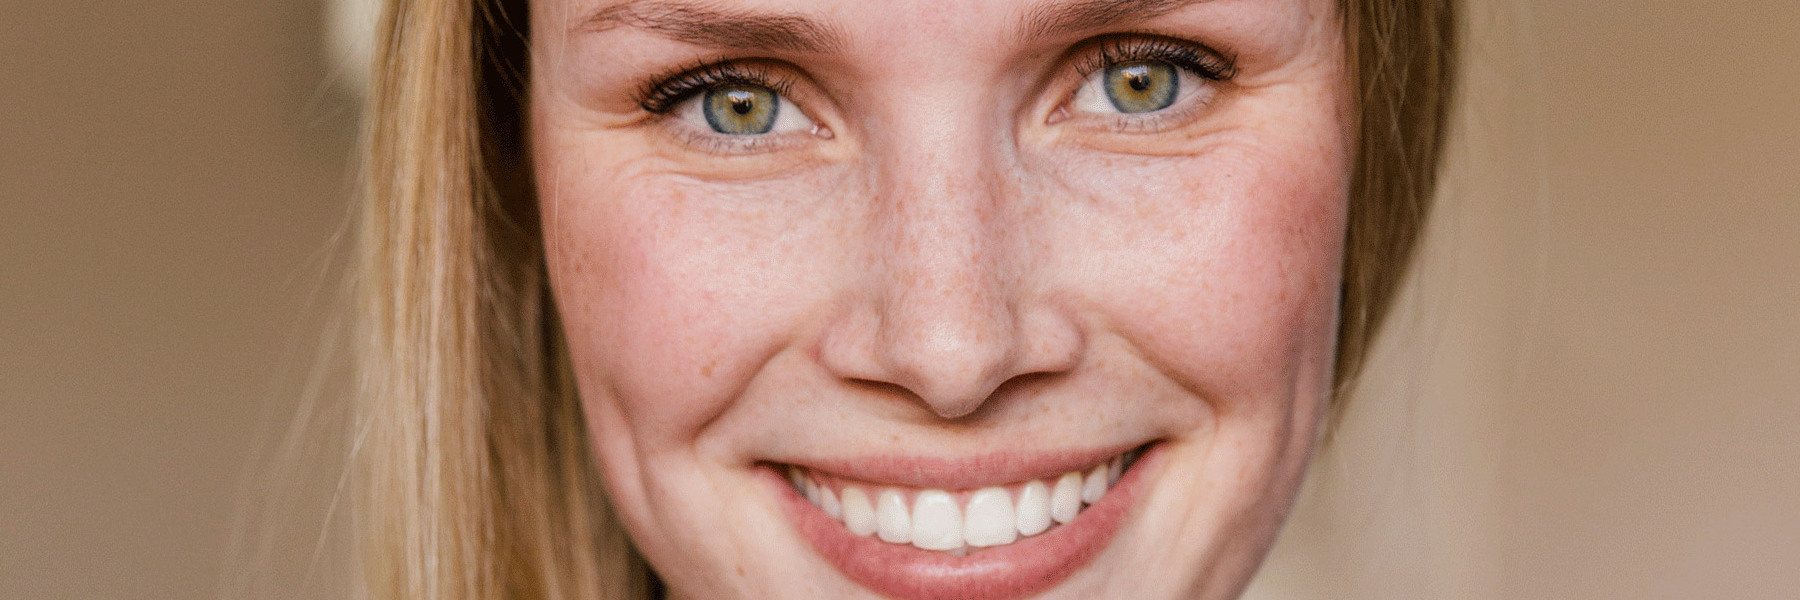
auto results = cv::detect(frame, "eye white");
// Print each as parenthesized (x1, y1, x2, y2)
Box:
(672, 88, 816, 135)
(1069, 65, 1214, 115)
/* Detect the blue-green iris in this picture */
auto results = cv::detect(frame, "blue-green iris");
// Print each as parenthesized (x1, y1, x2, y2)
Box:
(703, 85, 780, 135)
(1104, 61, 1179, 113)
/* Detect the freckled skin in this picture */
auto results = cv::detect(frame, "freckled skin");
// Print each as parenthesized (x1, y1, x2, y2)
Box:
(530, 0, 1351, 598)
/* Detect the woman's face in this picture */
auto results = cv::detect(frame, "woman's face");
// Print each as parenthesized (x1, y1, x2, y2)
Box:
(532, 0, 1350, 597)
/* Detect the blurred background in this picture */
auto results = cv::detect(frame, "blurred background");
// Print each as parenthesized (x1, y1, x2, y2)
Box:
(2, 1, 1795, 598)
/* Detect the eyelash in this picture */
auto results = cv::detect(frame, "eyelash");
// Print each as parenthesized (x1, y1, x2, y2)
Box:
(1070, 35, 1237, 86)
(637, 61, 795, 115)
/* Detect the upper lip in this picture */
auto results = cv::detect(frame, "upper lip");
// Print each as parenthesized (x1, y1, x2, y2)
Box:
(782, 442, 1149, 490)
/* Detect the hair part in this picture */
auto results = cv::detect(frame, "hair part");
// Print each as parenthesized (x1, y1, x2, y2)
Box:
(354, 0, 1457, 597)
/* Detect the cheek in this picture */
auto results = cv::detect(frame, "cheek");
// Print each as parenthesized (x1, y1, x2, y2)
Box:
(539, 146, 849, 449)
(1038, 130, 1350, 407)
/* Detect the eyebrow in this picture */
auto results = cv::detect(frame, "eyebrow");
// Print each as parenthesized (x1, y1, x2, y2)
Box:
(575, 1, 846, 53)
(574, 0, 1211, 53)
(1018, 0, 1214, 41)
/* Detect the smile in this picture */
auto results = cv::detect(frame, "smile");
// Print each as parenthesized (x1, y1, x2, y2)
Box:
(770, 442, 1160, 600)
(783, 446, 1147, 554)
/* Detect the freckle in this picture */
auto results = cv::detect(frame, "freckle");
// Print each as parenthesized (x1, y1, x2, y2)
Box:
(700, 363, 714, 377)
(737, 565, 746, 577)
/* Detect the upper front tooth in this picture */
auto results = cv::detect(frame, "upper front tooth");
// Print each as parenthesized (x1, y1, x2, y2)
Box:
(1107, 456, 1123, 485)
(804, 477, 822, 505)
(876, 489, 912, 544)
(841, 486, 877, 537)
(1052, 471, 1083, 524)
(910, 490, 964, 551)
(1015, 480, 1052, 536)
(1082, 464, 1108, 504)
(964, 487, 1018, 547)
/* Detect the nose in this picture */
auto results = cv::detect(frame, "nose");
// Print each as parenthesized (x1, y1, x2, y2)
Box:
(818, 107, 1082, 420)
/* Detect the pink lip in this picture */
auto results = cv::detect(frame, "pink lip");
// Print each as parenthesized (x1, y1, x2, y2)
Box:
(772, 444, 1158, 600)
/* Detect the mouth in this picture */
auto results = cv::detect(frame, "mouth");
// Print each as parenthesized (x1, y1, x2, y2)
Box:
(768, 442, 1158, 600)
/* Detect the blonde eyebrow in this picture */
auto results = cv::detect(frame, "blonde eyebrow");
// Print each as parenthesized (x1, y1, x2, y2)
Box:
(1018, 0, 1214, 41)
(575, 0, 845, 53)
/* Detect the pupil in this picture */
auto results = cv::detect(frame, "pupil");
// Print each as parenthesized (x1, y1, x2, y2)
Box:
(729, 91, 755, 115)
(1128, 71, 1150, 92)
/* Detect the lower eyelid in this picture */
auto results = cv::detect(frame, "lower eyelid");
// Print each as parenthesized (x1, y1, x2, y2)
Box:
(660, 115, 815, 156)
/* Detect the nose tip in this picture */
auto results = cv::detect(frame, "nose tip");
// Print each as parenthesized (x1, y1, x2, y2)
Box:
(820, 261, 1086, 419)
(874, 293, 1020, 419)
(821, 296, 1082, 421)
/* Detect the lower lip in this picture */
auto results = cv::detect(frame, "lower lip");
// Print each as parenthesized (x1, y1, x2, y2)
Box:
(772, 446, 1157, 600)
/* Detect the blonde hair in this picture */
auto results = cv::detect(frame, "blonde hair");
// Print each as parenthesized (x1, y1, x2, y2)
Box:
(352, 0, 1457, 598)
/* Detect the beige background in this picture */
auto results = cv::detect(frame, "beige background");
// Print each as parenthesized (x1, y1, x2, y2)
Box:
(3, 1, 1795, 599)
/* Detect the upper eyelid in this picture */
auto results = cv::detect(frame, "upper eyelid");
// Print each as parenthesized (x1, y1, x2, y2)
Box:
(636, 60, 797, 114)
(1068, 34, 1238, 82)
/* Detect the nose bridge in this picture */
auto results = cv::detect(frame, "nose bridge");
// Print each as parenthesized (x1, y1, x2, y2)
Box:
(868, 98, 1017, 418)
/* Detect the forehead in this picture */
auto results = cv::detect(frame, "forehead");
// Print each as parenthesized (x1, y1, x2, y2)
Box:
(540, 0, 1329, 56)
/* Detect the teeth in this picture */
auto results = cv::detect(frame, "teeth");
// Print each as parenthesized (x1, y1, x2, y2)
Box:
(819, 486, 841, 520)
(790, 448, 1141, 554)
(876, 488, 912, 543)
(963, 487, 1017, 547)
(911, 490, 964, 550)
(1051, 472, 1083, 524)
(1015, 480, 1051, 536)
(841, 487, 877, 536)
(1081, 464, 1108, 504)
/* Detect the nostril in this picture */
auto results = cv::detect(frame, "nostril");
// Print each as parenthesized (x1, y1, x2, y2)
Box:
(817, 293, 1086, 420)
(872, 312, 1020, 418)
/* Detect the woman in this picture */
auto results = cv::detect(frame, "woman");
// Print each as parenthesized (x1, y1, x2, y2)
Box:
(356, 0, 1456, 598)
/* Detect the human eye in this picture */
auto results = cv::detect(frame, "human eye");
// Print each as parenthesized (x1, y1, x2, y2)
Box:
(637, 61, 821, 153)
(1061, 36, 1237, 131)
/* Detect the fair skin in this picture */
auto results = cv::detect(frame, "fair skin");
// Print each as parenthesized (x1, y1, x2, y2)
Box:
(531, 0, 1350, 597)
